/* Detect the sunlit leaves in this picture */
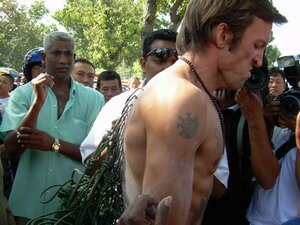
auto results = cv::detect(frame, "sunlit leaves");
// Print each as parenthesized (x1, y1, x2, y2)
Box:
(0, 0, 50, 70)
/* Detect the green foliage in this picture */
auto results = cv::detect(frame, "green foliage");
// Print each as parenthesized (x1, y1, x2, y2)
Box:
(0, 0, 53, 71)
(266, 44, 282, 68)
(116, 59, 143, 80)
(155, 0, 189, 30)
(54, 0, 143, 71)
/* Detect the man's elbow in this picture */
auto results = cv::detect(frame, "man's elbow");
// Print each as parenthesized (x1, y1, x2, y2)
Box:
(259, 179, 276, 190)
(257, 171, 280, 190)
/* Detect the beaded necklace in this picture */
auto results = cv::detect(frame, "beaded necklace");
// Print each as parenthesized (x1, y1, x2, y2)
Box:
(179, 56, 225, 137)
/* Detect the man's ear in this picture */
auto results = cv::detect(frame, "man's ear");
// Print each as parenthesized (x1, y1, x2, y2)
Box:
(41, 52, 46, 64)
(215, 22, 232, 49)
(140, 57, 146, 74)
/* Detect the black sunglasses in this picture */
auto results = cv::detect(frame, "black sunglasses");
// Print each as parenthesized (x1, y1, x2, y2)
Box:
(144, 48, 178, 60)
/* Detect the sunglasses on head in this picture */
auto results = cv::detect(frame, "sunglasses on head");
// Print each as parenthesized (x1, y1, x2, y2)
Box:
(144, 48, 178, 60)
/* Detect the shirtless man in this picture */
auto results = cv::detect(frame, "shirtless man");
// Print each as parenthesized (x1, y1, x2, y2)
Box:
(123, 0, 287, 224)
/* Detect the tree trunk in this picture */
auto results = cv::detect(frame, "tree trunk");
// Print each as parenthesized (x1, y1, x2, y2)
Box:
(169, 0, 185, 31)
(141, 0, 157, 44)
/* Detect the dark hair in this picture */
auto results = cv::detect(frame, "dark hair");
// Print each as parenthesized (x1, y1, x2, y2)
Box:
(74, 58, 95, 70)
(97, 70, 121, 89)
(142, 29, 177, 57)
(269, 67, 286, 80)
(1, 74, 14, 84)
(177, 0, 287, 54)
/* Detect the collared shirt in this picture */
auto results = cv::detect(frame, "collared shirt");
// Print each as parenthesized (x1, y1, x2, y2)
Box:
(0, 78, 105, 219)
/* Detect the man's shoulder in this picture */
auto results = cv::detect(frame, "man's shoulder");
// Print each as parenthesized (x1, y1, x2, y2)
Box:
(13, 82, 32, 91)
(9, 82, 33, 98)
(75, 82, 100, 95)
(101, 89, 139, 114)
(75, 83, 104, 99)
(146, 78, 207, 105)
(111, 89, 138, 102)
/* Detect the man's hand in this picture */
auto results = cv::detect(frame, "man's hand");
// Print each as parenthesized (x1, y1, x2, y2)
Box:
(31, 73, 54, 103)
(17, 126, 54, 151)
(235, 87, 263, 121)
(117, 195, 172, 225)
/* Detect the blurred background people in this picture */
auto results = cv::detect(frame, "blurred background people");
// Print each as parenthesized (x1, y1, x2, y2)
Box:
(128, 76, 140, 89)
(22, 47, 45, 82)
(0, 67, 20, 206)
(268, 67, 287, 97)
(0, 68, 17, 113)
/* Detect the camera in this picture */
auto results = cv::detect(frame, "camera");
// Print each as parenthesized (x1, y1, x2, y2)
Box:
(244, 53, 269, 92)
(273, 55, 300, 117)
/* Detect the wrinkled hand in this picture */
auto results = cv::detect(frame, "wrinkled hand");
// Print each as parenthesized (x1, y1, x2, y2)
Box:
(17, 127, 54, 151)
(31, 73, 54, 103)
(117, 195, 172, 225)
(235, 87, 263, 121)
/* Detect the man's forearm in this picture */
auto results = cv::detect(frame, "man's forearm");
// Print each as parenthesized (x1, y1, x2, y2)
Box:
(3, 99, 43, 158)
(18, 99, 43, 129)
(55, 140, 82, 162)
(248, 117, 280, 189)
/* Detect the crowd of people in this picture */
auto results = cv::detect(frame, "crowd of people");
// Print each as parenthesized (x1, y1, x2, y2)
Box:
(0, 0, 299, 225)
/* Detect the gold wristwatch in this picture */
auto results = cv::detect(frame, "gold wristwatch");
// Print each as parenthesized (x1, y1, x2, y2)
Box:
(51, 138, 61, 153)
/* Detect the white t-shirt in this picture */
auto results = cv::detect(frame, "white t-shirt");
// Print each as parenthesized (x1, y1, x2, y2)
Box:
(80, 88, 138, 162)
(247, 137, 299, 225)
(272, 126, 293, 151)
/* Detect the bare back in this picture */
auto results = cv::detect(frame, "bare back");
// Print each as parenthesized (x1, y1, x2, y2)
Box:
(123, 63, 224, 225)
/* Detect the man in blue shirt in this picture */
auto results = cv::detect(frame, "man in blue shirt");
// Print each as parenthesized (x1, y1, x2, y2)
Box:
(0, 31, 105, 225)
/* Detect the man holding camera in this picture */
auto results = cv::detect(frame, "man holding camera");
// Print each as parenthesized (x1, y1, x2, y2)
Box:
(245, 63, 300, 224)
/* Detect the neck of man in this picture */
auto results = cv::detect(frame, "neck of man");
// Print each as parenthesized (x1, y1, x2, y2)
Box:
(181, 53, 217, 94)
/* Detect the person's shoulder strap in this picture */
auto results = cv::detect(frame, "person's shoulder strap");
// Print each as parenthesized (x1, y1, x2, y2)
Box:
(275, 134, 296, 160)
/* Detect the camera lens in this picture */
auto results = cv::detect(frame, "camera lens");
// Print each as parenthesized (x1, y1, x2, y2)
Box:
(244, 68, 269, 92)
(279, 95, 300, 117)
